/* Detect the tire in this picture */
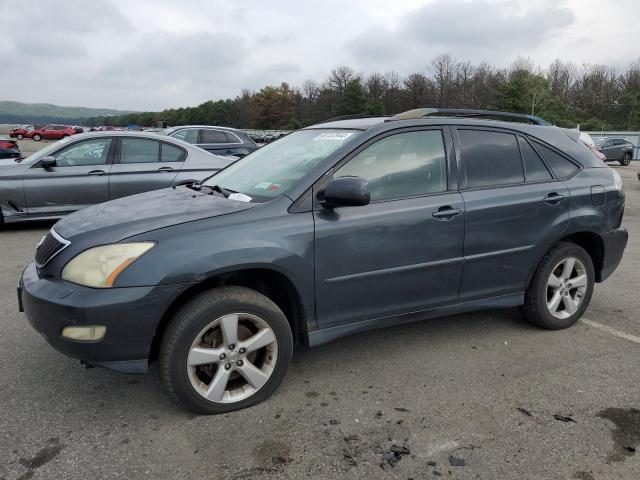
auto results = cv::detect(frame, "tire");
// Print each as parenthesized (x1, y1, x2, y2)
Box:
(16, 134, 23, 140)
(62, 134, 69, 139)
(522, 242, 594, 329)
(32, 134, 41, 141)
(160, 286, 293, 414)
(620, 153, 632, 166)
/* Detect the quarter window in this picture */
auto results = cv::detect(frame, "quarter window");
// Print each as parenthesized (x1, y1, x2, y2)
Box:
(161, 143, 184, 162)
(199, 129, 228, 144)
(519, 137, 552, 182)
(336, 130, 447, 201)
(533, 142, 579, 179)
(54, 138, 112, 167)
(120, 138, 160, 164)
(459, 130, 524, 188)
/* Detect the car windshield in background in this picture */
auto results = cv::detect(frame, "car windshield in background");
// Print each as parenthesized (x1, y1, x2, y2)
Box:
(18, 137, 72, 163)
(204, 129, 359, 201)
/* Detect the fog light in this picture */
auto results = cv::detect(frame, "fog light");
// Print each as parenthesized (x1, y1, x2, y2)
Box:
(61, 325, 106, 342)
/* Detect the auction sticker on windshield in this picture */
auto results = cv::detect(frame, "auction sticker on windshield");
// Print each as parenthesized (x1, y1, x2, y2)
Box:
(314, 132, 354, 141)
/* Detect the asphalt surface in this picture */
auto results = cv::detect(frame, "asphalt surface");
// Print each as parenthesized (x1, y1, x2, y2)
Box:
(0, 147, 639, 479)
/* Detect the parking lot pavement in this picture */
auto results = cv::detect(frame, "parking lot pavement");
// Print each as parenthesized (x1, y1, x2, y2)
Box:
(0, 166, 639, 480)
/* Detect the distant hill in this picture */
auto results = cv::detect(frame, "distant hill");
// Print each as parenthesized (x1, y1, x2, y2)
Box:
(0, 100, 136, 124)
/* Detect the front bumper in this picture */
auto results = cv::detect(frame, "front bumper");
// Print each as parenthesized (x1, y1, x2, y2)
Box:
(19, 262, 188, 373)
(599, 227, 628, 282)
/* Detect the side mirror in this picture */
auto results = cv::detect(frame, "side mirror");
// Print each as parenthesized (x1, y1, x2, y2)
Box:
(40, 156, 57, 168)
(322, 176, 370, 208)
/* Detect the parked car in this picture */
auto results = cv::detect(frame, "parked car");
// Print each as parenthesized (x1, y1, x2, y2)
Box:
(596, 137, 634, 165)
(9, 125, 44, 140)
(0, 131, 235, 223)
(19, 109, 627, 414)
(26, 125, 78, 141)
(0, 137, 20, 159)
(164, 125, 258, 157)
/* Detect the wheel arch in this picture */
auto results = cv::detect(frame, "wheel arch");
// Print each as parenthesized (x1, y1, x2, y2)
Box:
(149, 267, 309, 363)
(526, 230, 605, 290)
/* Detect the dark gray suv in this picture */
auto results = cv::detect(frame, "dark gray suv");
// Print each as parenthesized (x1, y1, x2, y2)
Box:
(163, 125, 258, 158)
(596, 137, 635, 165)
(19, 109, 628, 414)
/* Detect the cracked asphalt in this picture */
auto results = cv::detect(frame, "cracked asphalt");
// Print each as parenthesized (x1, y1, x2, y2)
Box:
(0, 147, 639, 479)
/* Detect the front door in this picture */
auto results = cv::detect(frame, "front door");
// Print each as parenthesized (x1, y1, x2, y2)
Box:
(313, 128, 465, 329)
(108, 137, 185, 200)
(24, 137, 113, 217)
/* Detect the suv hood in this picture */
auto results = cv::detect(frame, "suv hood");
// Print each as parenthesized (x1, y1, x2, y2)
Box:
(54, 187, 256, 243)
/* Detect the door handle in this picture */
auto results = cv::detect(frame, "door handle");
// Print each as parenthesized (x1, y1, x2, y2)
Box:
(432, 206, 463, 220)
(157, 166, 174, 172)
(543, 193, 567, 205)
(87, 170, 106, 176)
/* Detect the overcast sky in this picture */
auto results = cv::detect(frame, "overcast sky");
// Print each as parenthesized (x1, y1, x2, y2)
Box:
(2, 0, 639, 111)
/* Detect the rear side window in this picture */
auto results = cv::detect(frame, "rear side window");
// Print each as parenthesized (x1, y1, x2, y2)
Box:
(120, 138, 160, 164)
(533, 142, 579, 179)
(199, 129, 228, 144)
(336, 130, 447, 201)
(224, 132, 241, 143)
(459, 130, 524, 188)
(161, 143, 184, 162)
(519, 137, 552, 182)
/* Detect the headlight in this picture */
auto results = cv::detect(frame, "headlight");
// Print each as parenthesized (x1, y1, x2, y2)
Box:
(62, 242, 155, 288)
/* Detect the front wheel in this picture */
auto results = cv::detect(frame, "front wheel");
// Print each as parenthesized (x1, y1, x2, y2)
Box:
(32, 134, 42, 141)
(620, 153, 632, 166)
(16, 134, 23, 140)
(160, 286, 293, 414)
(522, 242, 594, 329)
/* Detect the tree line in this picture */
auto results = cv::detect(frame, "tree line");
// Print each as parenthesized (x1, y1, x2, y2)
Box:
(87, 54, 640, 131)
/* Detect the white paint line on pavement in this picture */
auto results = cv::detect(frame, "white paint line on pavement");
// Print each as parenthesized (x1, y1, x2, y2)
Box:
(581, 318, 640, 345)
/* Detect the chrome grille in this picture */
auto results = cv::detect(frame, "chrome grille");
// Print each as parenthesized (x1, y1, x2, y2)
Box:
(34, 230, 69, 267)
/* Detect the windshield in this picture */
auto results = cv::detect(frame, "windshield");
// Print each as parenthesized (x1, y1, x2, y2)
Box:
(204, 129, 359, 201)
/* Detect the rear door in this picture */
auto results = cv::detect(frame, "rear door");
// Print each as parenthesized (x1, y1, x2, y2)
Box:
(314, 128, 465, 328)
(108, 137, 185, 199)
(23, 137, 113, 216)
(454, 127, 571, 301)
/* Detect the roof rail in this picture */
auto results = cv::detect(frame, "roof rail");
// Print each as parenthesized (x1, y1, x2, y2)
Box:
(316, 114, 389, 124)
(387, 108, 551, 126)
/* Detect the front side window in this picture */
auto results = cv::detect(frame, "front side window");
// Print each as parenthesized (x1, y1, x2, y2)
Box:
(54, 138, 112, 167)
(120, 138, 160, 164)
(459, 129, 524, 189)
(170, 129, 198, 144)
(205, 129, 360, 201)
(336, 130, 447, 201)
(199, 129, 228, 144)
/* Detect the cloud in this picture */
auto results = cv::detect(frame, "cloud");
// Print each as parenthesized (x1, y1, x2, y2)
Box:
(348, 0, 575, 70)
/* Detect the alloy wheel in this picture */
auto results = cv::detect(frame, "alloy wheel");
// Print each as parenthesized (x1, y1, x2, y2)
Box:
(186, 313, 278, 403)
(546, 257, 588, 319)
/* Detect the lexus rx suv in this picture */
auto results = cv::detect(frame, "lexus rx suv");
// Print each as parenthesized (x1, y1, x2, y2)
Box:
(19, 108, 628, 414)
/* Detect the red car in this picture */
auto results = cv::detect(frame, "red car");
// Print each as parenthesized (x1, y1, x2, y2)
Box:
(26, 125, 79, 141)
(9, 125, 44, 140)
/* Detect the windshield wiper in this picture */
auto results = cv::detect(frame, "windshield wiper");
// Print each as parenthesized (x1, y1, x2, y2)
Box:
(202, 184, 236, 198)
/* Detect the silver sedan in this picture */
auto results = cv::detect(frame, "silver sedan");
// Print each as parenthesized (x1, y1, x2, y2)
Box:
(0, 131, 236, 224)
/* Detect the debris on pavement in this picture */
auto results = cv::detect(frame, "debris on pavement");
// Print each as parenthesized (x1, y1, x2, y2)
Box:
(553, 414, 577, 423)
(448, 454, 466, 467)
(380, 444, 411, 468)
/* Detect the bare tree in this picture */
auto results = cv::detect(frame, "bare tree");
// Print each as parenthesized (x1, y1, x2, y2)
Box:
(327, 66, 358, 97)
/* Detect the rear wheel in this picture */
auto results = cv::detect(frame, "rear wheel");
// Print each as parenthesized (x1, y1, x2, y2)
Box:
(32, 134, 42, 141)
(16, 134, 23, 140)
(620, 153, 632, 166)
(522, 242, 594, 329)
(160, 286, 293, 414)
